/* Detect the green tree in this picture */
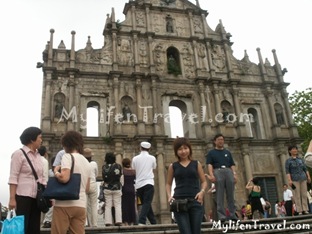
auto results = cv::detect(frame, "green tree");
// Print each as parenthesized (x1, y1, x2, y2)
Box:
(289, 87, 312, 152)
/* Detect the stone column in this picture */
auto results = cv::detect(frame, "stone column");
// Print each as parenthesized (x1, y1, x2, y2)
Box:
(242, 152, 252, 181)
(281, 89, 294, 125)
(148, 34, 155, 73)
(68, 75, 75, 130)
(133, 33, 140, 72)
(145, 7, 151, 32)
(156, 152, 171, 224)
(279, 152, 288, 184)
(212, 85, 221, 116)
(136, 77, 145, 134)
(151, 77, 161, 135)
(113, 75, 121, 134)
(42, 73, 52, 131)
(265, 90, 277, 125)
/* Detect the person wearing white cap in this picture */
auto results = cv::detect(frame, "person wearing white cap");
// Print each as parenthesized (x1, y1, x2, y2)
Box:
(84, 148, 99, 227)
(131, 141, 157, 225)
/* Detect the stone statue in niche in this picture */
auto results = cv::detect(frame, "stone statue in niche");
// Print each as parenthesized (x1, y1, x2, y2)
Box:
(122, 104, 132, 121)
(55, 100, 64, 118)
(197, 43, 206, 70)
(276, 110, 285, 125)
(166, 15, 174, 33)
(167, 55, 180, 75)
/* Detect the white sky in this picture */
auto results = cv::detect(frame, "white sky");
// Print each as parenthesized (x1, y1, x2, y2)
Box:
(0, 0, 311, 206)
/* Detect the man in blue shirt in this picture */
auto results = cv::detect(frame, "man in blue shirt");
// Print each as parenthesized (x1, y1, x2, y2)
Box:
(206, 133, 237, 222)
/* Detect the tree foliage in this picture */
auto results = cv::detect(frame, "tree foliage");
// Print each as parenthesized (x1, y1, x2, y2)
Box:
(289, 87, 312, 152)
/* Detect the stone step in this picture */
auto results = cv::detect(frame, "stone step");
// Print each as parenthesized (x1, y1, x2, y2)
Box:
(41, 215, 312, 234)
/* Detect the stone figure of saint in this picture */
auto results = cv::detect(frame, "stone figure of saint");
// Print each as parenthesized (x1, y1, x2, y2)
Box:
(122, 104, 132, 121)
(55, 101, 64, 118)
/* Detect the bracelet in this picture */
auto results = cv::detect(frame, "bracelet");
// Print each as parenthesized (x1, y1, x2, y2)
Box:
(201, 189, 205, 193)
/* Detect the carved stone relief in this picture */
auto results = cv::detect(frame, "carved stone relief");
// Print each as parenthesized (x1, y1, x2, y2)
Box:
(193, 18, 203, 35)
(101, 35, 113, 64)
(176, 18, 186, 36)
(139, 40, 148, 65)
(118, 39, 133, 66)
(181, 43, 195, 78)
(152, 15, 161, 33)
(136, 11, 145, 26)
(154, 43, 165, 72)
(211, 45, 225, 71)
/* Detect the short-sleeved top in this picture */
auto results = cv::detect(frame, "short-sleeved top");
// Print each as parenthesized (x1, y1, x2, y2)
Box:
(283, 189, 293, 201)
(285, 157, 307, 181)
(172, 160, 200, 199)
(206, 148, 235, 169)
(132, 151, 156, 189)
(9, 146, 45, 198)
(54, 153, 91, 208)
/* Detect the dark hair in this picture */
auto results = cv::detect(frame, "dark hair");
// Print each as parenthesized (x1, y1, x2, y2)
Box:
(61, 130, 84, 154)
(38, 145, 47, 156)
(173, 137, 192, 161)
(105, 152, 116, 164)
(122, 158, 131, 168)
(288, 145, 298, 156)
(20, 127, 42, 145)
(252, 177, 259, 185)
(213, 133, 224, 141)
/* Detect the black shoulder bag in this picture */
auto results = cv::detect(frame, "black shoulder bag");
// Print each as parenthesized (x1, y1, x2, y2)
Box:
(20, 149, 51, 213)
(42, 154, 81, 200)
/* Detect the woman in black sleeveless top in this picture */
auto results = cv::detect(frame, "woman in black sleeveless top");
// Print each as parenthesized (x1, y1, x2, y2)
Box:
(166, 137, 207, 234)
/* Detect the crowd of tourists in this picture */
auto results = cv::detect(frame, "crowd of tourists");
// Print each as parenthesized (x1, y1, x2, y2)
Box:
(5, 126, 312, 234)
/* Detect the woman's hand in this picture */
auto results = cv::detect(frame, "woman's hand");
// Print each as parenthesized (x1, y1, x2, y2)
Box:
(8, 197, 16, 210)
(195, 190, 205, 205)
(54, 165, 61, 175)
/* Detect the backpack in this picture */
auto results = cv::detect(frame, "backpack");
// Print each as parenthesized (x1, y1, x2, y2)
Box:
(102, 163, 122, 190)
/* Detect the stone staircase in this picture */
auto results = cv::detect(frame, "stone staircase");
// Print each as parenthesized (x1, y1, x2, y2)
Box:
(40, 214, 312, 233)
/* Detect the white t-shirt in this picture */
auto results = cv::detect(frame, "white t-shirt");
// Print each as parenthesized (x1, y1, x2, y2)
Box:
(41, 156, 49, 184)
(54, 153, 91, 208)
(89, 161, 98, 183)
(283, 189, 293, 201)
(131, 151, 156, 189)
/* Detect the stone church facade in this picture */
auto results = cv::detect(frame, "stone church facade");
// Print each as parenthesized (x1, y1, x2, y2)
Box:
(38, 0, 300, 223)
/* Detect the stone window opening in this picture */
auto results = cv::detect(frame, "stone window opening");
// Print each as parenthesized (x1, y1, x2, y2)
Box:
(86, 101, 100, 137)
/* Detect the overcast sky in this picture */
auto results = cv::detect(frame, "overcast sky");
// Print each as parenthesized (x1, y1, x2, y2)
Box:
(0, 0, 311, 206)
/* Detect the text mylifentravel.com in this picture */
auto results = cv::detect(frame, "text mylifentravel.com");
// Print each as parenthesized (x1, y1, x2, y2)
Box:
(211, 219, 311, 233)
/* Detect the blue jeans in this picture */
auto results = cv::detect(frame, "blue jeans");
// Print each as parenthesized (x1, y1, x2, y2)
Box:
(174, 199, 204, 234)
(136, 184, 157, 224)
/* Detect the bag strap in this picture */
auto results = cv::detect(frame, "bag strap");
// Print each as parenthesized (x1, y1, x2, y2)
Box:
(21, 148, 39, 181)
(69, 154, 75, 174)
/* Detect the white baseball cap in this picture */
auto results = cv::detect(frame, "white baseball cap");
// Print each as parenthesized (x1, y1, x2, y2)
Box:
(140, 141, 151, 149)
